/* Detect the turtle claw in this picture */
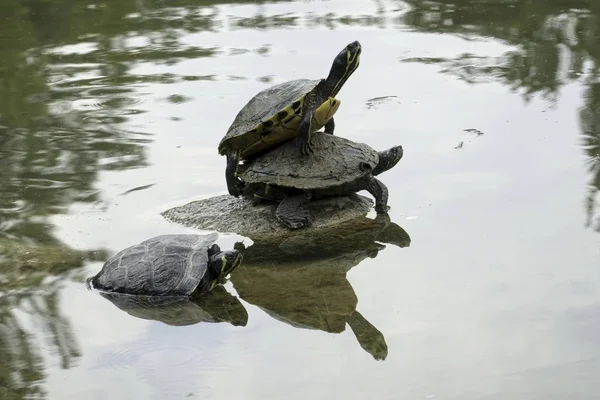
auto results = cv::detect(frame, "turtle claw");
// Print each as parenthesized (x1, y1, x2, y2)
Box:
(302, 143, 313, 156)
(375, 204, 390, 214)
(297, 136, 314, 156)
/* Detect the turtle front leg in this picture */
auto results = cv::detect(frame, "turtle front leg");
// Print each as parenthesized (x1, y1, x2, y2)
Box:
(207, 244, 221, 258)
(225, 151, 244, 197)
(365, 176, 389, 214)
(297, 89, 321, 156)
(275, 194, 312, 229)
(296, 114, 314, 156)
(324, 118, 335, 135)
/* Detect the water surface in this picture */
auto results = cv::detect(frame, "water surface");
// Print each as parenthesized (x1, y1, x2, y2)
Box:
(1, 0, 599, 399)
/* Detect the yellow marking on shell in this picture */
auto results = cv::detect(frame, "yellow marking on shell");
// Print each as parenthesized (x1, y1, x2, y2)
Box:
(239, 97, 339, 159)
(240, 103, 301, 158)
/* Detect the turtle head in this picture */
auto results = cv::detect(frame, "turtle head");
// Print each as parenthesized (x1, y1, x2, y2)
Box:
(206, 249, 243, 291)
(324, 40, 362, 98)
(373, 145, 403, 176)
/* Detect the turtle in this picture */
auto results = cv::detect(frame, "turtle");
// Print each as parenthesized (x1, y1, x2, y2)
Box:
(87, 233, 242, 297)
(237, 133, 403, 229)
(218, 40, 362, 197)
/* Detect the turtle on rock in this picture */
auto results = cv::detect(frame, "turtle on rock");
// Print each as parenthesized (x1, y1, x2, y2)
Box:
(238, 133, 403, 229)
(218, 40, 362, 197)
(87, 234, 242, 297)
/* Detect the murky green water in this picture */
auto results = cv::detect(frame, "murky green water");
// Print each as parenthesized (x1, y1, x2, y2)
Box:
(1, 0, 599, 398)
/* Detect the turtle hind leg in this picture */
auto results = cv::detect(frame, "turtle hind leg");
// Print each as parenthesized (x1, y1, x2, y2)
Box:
(365, 176, 389, 214)
(275, 194, 312, 229)
(225, 151, 244, 197)
(324, 118, 335, 134)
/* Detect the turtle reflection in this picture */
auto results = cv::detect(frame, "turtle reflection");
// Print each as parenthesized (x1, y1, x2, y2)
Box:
(231, 213, 410, 360)
(96, 285, 248, 327)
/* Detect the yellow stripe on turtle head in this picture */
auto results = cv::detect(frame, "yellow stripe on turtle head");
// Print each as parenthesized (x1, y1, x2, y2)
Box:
(346, 49, 360, 70)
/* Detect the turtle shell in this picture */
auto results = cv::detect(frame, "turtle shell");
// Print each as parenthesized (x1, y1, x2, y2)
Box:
(90, 233, 219, 296)
(237, 133, 379, 190)
(218, 79, 322, 159)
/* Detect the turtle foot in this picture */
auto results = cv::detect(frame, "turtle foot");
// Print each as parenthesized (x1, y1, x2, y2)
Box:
(297, 136, 314, 156)
(277, 210, 312, 229)
(375, 205, 390, 214)
(228, 180, 245, 198)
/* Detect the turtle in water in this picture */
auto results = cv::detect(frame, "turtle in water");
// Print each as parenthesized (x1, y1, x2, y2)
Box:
(238, 133, 403, 229)
(87, 233, 242, 296)
(218, 40, 362, 197)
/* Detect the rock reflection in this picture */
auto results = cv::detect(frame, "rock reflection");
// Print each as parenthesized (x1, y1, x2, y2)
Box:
(230, 213, 410, 360)
(236, 212, 410, 263)
(162, 191, 410, 359)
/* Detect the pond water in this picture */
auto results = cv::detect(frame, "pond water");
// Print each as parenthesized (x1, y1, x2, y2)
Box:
(1, 0, 600, 399)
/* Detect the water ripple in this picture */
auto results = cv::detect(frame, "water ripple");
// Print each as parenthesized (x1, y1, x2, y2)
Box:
(92, 340, 210, 371)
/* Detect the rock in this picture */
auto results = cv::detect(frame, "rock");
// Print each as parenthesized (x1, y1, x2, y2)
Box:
(161, 193, 374, 240)
(161, 193, 410, 263)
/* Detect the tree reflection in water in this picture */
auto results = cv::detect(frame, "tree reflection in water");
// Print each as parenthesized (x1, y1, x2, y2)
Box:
(402, 0, 600, 231)
(0, 0, 599, 397)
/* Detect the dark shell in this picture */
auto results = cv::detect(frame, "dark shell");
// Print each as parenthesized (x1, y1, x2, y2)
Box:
(90, 234, 218, 296)
(237, 133, 378, 190)
(218, 79, 319, 151)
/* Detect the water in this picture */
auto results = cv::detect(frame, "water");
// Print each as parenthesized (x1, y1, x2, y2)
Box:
(1, 0, 599, 398)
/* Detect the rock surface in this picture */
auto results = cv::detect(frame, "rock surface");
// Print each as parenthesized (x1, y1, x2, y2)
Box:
(161, 193, 374, 240)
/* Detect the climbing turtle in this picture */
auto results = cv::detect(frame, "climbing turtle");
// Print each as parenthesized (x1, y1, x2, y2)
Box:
(237, 133, 403, 229)
(87, 234, 242, 296)
(218, 40, 362, 197)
